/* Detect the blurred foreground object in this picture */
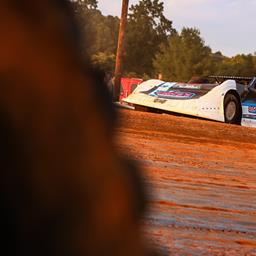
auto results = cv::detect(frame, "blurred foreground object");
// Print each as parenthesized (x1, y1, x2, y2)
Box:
(0, 1, 147, 255)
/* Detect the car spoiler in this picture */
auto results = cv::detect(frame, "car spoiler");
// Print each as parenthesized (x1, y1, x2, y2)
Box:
(209, 75, 254, 84)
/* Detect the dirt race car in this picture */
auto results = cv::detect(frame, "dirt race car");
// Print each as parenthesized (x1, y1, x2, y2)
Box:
(123, 76, 256, 128)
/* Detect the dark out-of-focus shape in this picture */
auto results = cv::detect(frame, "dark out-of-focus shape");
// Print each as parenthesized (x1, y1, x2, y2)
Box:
(0, 1, 148, 255)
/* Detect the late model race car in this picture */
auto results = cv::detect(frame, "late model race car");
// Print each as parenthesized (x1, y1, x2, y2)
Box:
(123, 76, 256, 128)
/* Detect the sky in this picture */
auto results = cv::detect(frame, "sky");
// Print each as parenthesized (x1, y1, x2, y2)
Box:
(97, 0, 256, 57)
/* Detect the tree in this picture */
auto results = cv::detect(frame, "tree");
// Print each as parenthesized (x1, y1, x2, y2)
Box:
(71, 0, 119, 67)
(124, 0, 175, 77)
(71, 0, 98, 11)
(90, 15, 119, 55)
(154, 28, 213, 82)
(216, 54, 256, 77)
(253, 53, 256, 69)
(71, 0, 99, 57)
(91, 52, 116, 72)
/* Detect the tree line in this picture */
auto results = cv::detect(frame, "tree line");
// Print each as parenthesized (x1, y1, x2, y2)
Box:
(71, 0, 256, 82)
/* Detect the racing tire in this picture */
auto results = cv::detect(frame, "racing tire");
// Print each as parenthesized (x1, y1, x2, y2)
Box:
(224, 93, 241, 124)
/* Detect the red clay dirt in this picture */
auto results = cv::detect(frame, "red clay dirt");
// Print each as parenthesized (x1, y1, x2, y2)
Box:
(115, 109, 256, 255)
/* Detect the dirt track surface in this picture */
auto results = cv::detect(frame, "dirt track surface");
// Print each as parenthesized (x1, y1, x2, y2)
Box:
(115, 109, 256, 255)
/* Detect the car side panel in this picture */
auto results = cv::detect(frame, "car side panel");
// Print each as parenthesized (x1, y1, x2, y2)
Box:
(124, 79, 237, 122)
(241, 100, 256, 127)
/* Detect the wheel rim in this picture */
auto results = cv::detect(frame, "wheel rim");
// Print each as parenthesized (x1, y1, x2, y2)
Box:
(225, 101, 237, 121)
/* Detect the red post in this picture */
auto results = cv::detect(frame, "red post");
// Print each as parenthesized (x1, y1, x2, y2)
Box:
(113, 0, 129, 102)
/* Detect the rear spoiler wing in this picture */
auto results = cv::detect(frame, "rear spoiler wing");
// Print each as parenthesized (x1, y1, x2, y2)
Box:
(208, 75, 254, 83)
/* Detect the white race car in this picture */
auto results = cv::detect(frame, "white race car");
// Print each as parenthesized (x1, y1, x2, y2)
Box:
(123, 76, 256, 128)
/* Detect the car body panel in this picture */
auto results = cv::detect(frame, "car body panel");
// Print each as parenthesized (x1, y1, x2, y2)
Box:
(124, 78, 256, 128)
(241, 99, 256, 127)
(124, 79, 242, 123)
(119, 78, 143, 103)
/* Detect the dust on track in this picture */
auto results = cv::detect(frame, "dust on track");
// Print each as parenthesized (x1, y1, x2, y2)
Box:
(115, 109, 256, 255)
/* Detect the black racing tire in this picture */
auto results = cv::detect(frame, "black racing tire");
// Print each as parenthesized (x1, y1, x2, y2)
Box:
(224, 93, 241, 124)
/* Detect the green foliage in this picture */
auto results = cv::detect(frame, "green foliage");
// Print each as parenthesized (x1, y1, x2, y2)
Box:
(91, 52, 116, 72)
(71, 0, 119, 61)
(71, 0, 98, 11)
(123, 72, 139, 78)
(71, 1, 256, 79)
(154, 28, 213, 82)
(154, 27, 256, 82)
(89, 15, 119, 55)
(253, 53, 256, 67)
(124, 0, 175, 77)
(215, 54, 256, 77)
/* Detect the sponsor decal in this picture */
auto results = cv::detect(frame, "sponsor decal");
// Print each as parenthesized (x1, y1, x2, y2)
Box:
(243, 114, 256, 120)
(248, 106, 256, 114)
(157, 82, 176, 91)
(145, 82, 197, 100)
(172, 83, 201, 90)
(154, 98, 167, 104)
(154, 90, 195, 99)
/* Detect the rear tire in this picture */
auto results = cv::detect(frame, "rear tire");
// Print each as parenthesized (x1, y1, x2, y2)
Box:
(224, 93, 241, 124)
